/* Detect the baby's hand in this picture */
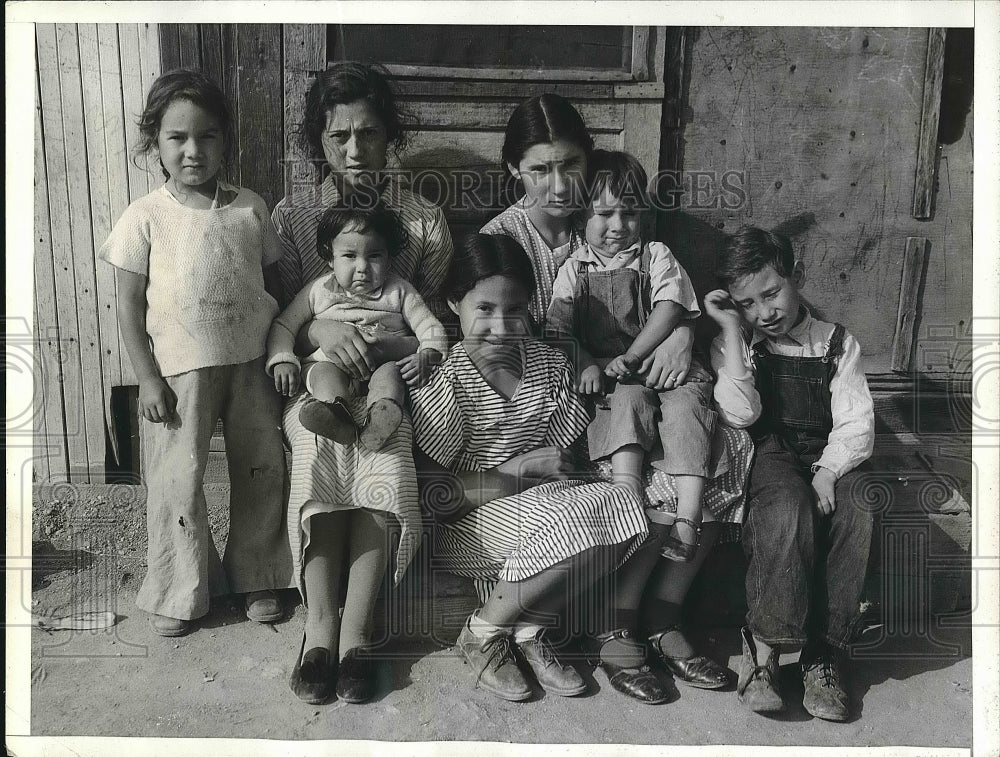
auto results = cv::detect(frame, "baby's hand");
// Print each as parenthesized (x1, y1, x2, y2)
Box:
(273, 362, 300, 397)
(577, 363, 604, 395)
(605, 354, 641, 381)
(398, 349, 443, 390)
(811, 467, 837, 515)
(703, 289, 743, 330)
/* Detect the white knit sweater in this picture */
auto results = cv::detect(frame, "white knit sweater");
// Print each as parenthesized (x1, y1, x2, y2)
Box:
(100, 184, 281, 377)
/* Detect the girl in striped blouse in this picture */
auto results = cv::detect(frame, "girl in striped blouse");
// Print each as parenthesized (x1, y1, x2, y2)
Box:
(412, 234, 654, 703)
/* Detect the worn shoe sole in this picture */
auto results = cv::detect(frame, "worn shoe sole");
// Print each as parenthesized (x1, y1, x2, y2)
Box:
(299, 399, 357, 443)
(358, 399, 403, 452)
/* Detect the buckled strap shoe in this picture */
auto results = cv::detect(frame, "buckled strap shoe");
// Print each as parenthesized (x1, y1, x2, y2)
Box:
(517, 633, 587, 697)
(456, 619, 531, 702)
(648, 627, 734, 690)
(737, 627, 784, 713)
(587, 628, 670, 705)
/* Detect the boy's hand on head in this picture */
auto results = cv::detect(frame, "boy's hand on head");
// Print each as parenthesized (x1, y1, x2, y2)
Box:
(704, 289, 743, 331)
(138, 377, 177, 424)
(578, 363, 604, 395)
(811, 467, 838, 515)
(273, 363, 300, 396)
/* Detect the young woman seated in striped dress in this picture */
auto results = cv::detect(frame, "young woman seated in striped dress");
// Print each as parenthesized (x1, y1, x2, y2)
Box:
(412, 234, 653, 703)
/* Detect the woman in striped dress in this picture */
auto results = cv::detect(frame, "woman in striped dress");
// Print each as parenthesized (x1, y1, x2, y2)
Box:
(412, 234, 661, 703)
(481, 94, 749, 694)
(271, 62, 453, 705)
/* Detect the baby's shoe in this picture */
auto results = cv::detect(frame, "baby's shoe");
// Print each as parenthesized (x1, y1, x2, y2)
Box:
(800, 641, 850, 721)
(359, 398, 403, 452)
(455, 616, 531, 702)
(299, 397, 356, 443)
(737, 626, 784, 712)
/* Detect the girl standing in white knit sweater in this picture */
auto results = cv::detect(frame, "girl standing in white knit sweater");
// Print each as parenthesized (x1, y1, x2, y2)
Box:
(101, 70, 293, 638)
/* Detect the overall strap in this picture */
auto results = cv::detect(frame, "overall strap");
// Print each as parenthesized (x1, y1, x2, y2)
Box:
(823, 323, 846, 362)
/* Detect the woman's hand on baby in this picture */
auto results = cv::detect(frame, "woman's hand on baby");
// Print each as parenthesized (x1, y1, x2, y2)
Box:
(273, 363, 300, 396)
(577, 363, 604, 395)
(641, 327, 693, 390)
(704, 289, 743, 331)
(138, 377, 177, 423)
(311, 320, 374, 380)
(398, 349, 443, 390)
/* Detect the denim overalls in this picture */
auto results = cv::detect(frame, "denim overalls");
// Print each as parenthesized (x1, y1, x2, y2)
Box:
(742, 323, 873, 650)
(570, 250, 717, 479)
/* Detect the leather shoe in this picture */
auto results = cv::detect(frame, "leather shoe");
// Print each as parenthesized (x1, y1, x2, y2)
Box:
(289, 635, 334, 705)
(246, 590, 283, 623)
(517, 633, 586, 696)
(737, 627, 784, 713)
(336, 647, 377, 704)
(456, 617, 531, 702)
(588, 628, 670, 705)
(648, 627, 734, 690)
(801, 644, 850, 721)
(149, 614, 190, 637)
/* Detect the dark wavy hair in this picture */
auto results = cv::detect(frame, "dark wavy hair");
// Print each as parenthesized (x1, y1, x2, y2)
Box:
(717, 226, 797, 288)
(299, 62, 413, 163)
(136, 69, 235, 178)
(316, 198, 409, 263)
(586, 149, 651, 210)
(442, 234, 537, 304)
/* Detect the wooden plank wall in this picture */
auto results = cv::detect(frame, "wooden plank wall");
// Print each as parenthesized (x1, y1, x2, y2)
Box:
(34, 23, 160, 483)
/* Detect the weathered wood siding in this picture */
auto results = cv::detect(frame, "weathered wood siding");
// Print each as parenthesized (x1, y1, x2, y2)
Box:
(34, 23, 161, 483)
(660, 27, 973, 377)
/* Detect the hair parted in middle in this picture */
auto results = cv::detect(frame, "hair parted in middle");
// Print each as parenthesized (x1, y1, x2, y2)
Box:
(442, 234, 538, 304)
(500, 93, 594, 170)
(316, 197, 409, 263)
(716, 226, 797, 288)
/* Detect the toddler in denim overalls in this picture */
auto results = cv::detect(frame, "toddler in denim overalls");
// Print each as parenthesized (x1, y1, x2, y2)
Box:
(547, 150, 720, 562)
(706, 226, 875, 722)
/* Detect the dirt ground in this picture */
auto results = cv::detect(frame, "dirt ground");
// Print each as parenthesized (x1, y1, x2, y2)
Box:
(20, 499, 974, 752)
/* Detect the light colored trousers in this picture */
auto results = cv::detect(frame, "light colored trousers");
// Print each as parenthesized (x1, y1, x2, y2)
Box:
(136, 356, 295, 620)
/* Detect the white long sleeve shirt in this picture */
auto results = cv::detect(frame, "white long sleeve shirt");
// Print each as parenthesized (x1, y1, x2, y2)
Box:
(710, 309, 875, 478)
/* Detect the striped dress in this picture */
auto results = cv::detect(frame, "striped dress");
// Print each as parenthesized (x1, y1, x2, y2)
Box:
(272, 176, 453, 591)
(412, 339, 649, 594)
(482, 203, 753, 525)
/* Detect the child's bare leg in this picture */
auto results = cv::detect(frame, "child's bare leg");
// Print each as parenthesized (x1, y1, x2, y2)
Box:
(610, 444, 645, 498)
(301, 511, 349, 655)
(662, 475, 706, 562)
(359, 362, 405, 452)
(300, 363, 357, 443)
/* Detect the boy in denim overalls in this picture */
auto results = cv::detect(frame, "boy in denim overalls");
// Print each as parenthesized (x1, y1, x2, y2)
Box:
(547, 150, 719, 563)
(706, 226, 875, 721)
